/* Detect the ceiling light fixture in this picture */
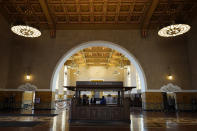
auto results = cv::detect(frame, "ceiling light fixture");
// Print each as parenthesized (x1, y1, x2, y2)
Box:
(158, 24, 190, 37)
(158, 0, 191, 37)
(10, 0, 41, 38)
(11, 24, 41, 38)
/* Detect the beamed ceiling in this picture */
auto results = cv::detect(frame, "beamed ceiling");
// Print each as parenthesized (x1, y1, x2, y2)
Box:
(65, 47, 130, 67)
(0, 0, 197, 36)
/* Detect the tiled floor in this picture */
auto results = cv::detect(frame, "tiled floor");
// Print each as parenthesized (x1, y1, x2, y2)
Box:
(0, 109, 197, 131)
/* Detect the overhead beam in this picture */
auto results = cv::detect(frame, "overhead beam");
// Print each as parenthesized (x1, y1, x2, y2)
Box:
(83, 51, 112, 53)
(39, 0, 56, 38)
(141, 0, 159, 37)
(107, 51, 113, 67)
(80, 51, 87, 65)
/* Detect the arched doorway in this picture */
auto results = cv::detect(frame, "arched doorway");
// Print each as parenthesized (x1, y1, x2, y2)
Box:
(50, 41, 147, 92)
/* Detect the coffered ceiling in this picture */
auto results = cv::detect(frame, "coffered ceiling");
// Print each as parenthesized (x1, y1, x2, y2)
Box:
(65, 46, 130, 67)
(0, 0, 197, 34)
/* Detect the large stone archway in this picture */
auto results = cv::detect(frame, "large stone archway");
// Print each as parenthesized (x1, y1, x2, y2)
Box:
(50, 40, 147, 92)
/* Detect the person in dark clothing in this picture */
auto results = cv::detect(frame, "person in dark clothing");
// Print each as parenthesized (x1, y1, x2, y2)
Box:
(82, 95, 88, 105)
(100, 96, 106, 105)
(168, 96, 175, 112)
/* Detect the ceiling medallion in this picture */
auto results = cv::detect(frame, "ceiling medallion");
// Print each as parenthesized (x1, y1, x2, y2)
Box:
(11, 25, 41, 38)
(158, 24, 191, 37)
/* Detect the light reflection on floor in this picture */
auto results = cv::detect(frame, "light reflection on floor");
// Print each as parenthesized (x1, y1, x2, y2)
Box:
(1, 109, 197, 131)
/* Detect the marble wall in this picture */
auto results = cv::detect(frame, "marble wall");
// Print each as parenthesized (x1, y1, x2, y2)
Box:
(142, 92, 197, 111)
(142, 92, 163, 110)
(0, 91, 23, 109)
(176, 92, 197, 111)
(34, 91, 55, 109)
(22, 91, 33, 106)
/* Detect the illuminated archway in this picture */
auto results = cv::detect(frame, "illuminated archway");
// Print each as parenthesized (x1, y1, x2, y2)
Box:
(50, 41, 147, 92)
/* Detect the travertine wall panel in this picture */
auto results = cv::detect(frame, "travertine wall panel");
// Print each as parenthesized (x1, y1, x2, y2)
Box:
(0, 14, 190, 92)
(0, 91, 23, 109)
(8, 29, 190, 90)
(176, 92, 197, 111)
(0, 14, 12, 89)
(188, 17, 197, 89)
(142, 92, 163, 110)
(34, 91, 55, 109)
(22, 91, 33, 105)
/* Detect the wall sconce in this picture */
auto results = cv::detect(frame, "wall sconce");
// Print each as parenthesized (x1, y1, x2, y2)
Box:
(25, 74, 31, 81)
(167, 66, 173, 80)
(167, 74, 173, 80)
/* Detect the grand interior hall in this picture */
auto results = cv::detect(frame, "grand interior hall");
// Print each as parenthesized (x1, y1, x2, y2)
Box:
(0, 0, 197, 130)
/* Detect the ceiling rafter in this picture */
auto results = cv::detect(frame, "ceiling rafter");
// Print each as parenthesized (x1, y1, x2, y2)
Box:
(115, 0, 121, 23)
(81, 50, 87, 65)
(38, 0, 56, 38)
(141, 0, 159, 37)
(90, 0, 94, 23)
(107, 50, 114, 67)
(127, 0, 136, 23)
(60, 0, 69, 24)
(65, 47, 130, 67)
(103, 0, 107, 22)
(76, 0, 81, 23)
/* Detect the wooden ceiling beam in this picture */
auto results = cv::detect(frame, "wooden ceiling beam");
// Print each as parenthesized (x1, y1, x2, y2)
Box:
(83, 51, 112, 53)
(80, 51, 87, 65)
(38, 0, 56, 38)
(141, 0, 159, 37)
(85, 56, 109, 58)
(107, 50, 114, 67)
(127, 0, 136, 23)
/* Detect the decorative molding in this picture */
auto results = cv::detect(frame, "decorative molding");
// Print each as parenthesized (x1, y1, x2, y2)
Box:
(36, 89, 53, 92)
(0, 88, 22, 91)
(160, 83, 181, 92)
(145, 89, 197, 93)
(18, 83, 37, 91)
(179, 90, 197, 92)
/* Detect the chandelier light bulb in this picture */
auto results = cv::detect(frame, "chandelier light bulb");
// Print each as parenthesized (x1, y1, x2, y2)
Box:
(11, 25, 41, 38)
(158, 24, 190, 37)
